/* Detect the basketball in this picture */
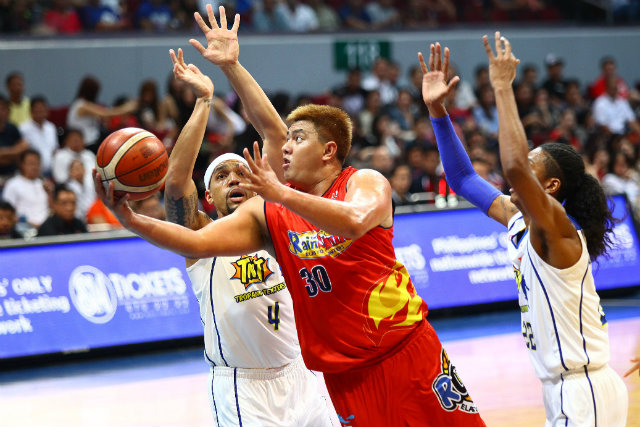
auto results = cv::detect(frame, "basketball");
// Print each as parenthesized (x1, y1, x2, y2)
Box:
(96, 127, 168, 201)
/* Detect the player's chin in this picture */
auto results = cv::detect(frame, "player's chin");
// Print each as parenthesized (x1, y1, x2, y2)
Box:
(283, 168, 296, 182)
(510, 194, 521, 210)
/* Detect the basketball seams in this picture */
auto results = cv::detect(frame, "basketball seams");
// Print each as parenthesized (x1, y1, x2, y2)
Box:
(116, 150, 168, 185)
(114, 174, 167, 192)
(99, 131, 155, 182)
(109, 131, 156, 171)
(96, 128, 167, 199)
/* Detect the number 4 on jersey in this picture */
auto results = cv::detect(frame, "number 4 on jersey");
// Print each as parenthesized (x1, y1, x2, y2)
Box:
(268, 302, 280, 330)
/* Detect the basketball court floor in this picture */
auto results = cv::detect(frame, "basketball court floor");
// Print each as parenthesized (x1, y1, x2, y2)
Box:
(1, 297, 638, 427)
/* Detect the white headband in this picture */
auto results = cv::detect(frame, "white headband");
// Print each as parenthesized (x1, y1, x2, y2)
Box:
(204, 153, 250, 190)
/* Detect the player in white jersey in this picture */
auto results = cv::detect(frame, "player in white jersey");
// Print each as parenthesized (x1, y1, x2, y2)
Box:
(420, 35, 628, 426)
(163, 47, 333, 427)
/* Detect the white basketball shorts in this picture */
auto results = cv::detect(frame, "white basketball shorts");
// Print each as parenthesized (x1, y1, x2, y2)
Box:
(208, 355, 335, 427)
(542, 364, 628, 427)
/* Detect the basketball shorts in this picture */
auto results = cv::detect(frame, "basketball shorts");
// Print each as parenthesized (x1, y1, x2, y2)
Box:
(323, 320, 486, 427)
(208, 355, 334, 427)
(542, 364, 628, 427)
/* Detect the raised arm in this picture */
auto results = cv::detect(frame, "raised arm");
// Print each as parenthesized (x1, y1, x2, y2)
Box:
(77, 98, 138, 119)
(164, 48, 215, 265)
(240, 142, 392, 240)
(190, 5, 287, 183)
(420, 42, 513, 226)
(625, 356, 640, 378)
(484, 32, 581, 265)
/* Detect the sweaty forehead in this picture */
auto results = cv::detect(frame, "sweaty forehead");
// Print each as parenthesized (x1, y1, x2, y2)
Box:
(288, 120, 316, 134)
(528, 147, 545, 162)
(214, 160, 244, 173)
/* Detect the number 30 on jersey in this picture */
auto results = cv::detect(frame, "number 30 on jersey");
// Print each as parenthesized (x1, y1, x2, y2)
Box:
(299, 265, 333, 297)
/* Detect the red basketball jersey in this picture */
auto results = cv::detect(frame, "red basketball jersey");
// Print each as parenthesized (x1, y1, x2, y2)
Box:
(265, 167, 428, 373)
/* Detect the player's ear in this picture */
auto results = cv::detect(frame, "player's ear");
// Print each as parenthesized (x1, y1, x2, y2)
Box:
(545, 177, 561, 196)
(204, 189, 214, 204)
(322, 141, 338, 162)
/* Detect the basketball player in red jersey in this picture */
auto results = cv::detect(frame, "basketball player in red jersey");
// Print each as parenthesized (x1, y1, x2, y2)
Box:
(92, 5, 485, 426)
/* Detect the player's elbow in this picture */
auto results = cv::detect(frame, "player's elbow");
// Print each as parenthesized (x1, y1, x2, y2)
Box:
(188, 232, 214, 259)
(163, 173, 188, 195)
(342, 213, 375, 240)
(502, 159, 528, 183)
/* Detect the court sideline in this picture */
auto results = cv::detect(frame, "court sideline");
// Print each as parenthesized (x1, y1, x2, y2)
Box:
(0, 299, 638, 427)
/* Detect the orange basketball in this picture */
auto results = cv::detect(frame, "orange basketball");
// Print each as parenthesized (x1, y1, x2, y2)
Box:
(96, 128, 168, 201)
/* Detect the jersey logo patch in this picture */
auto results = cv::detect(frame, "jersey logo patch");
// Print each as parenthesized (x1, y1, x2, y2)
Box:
(363, 261, 424, 346)
(432, 348, 479, 414)
(514, 266, 530, 312)
(337, 413, 355, 426)
(230, 255, 274, 289)
(598, 305, 608, 326)
(287, 230, 352, 259)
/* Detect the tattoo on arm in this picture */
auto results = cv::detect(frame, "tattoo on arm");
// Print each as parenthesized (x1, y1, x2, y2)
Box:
(165, 191, 200, 229)
(501, 196, 519, 221)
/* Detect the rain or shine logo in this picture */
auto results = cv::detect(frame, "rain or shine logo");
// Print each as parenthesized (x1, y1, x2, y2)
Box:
(287, 230, 352, 259)
(230, 255, 274, 289)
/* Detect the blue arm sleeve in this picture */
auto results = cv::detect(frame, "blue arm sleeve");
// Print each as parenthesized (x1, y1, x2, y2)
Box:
(431, 115, 502, 215)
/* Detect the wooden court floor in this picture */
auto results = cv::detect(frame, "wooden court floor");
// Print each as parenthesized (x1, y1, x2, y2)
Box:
(0, 311, 638, 427)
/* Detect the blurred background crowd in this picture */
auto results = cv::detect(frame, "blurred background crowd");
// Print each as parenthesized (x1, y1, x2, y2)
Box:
(0, 0, 639, 35)
(1, 0, 640, 240)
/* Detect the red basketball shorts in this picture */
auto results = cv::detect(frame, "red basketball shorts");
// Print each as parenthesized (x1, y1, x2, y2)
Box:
(323, 320, 486, 427)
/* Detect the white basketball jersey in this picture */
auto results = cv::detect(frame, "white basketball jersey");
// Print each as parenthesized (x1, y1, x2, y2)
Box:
(507, 214, 610, 381)
(187, 250, 300, 368)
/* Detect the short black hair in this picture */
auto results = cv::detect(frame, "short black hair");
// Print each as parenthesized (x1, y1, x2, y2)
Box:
(5, 72, 22, 86)
(63, 128, 83, 140)
(474, 64, 488, 77)
(30, 95, 48, 108)
(53, 183, 75, 201)
(19, 148, 40, 163)
(600, 56, 616, 68)
(0, 200, 16, 213)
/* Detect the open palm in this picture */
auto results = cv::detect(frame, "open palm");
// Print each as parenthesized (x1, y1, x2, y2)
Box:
(190, 5, 240, 67)
(170, 48, 213, 99)
(482, 31, 520, 90)
(419, 43, 459, 106)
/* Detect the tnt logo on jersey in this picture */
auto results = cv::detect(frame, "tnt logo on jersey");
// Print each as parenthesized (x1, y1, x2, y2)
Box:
(230, 255, 274, 289)
(514, 266, 530, 313)
(287, 230, 352, 259)
(432, 348, 479, 414)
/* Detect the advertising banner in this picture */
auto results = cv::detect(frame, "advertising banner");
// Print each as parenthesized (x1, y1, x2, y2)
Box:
(0, 238, 201, 359)
(394, 194, 640, 309)
(1, 195, 638, 359)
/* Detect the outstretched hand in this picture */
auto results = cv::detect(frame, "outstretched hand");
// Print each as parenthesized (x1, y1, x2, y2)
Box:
(239, 141, 286, 204)
(419, 42, 460, 107)
(483, 31, 520, 90)
(624, 357, 640, 377)
(190, 4, 240, 68)
(169, 48, 214, 99)
(92, 169, 133, 226)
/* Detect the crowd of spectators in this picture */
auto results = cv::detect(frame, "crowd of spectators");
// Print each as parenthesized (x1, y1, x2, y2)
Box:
(6, 0, 637, 36)
(2, 39, 640, 240)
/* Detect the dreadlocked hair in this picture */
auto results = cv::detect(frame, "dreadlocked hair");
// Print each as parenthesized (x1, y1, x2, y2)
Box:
(539, 142, 616, 260)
